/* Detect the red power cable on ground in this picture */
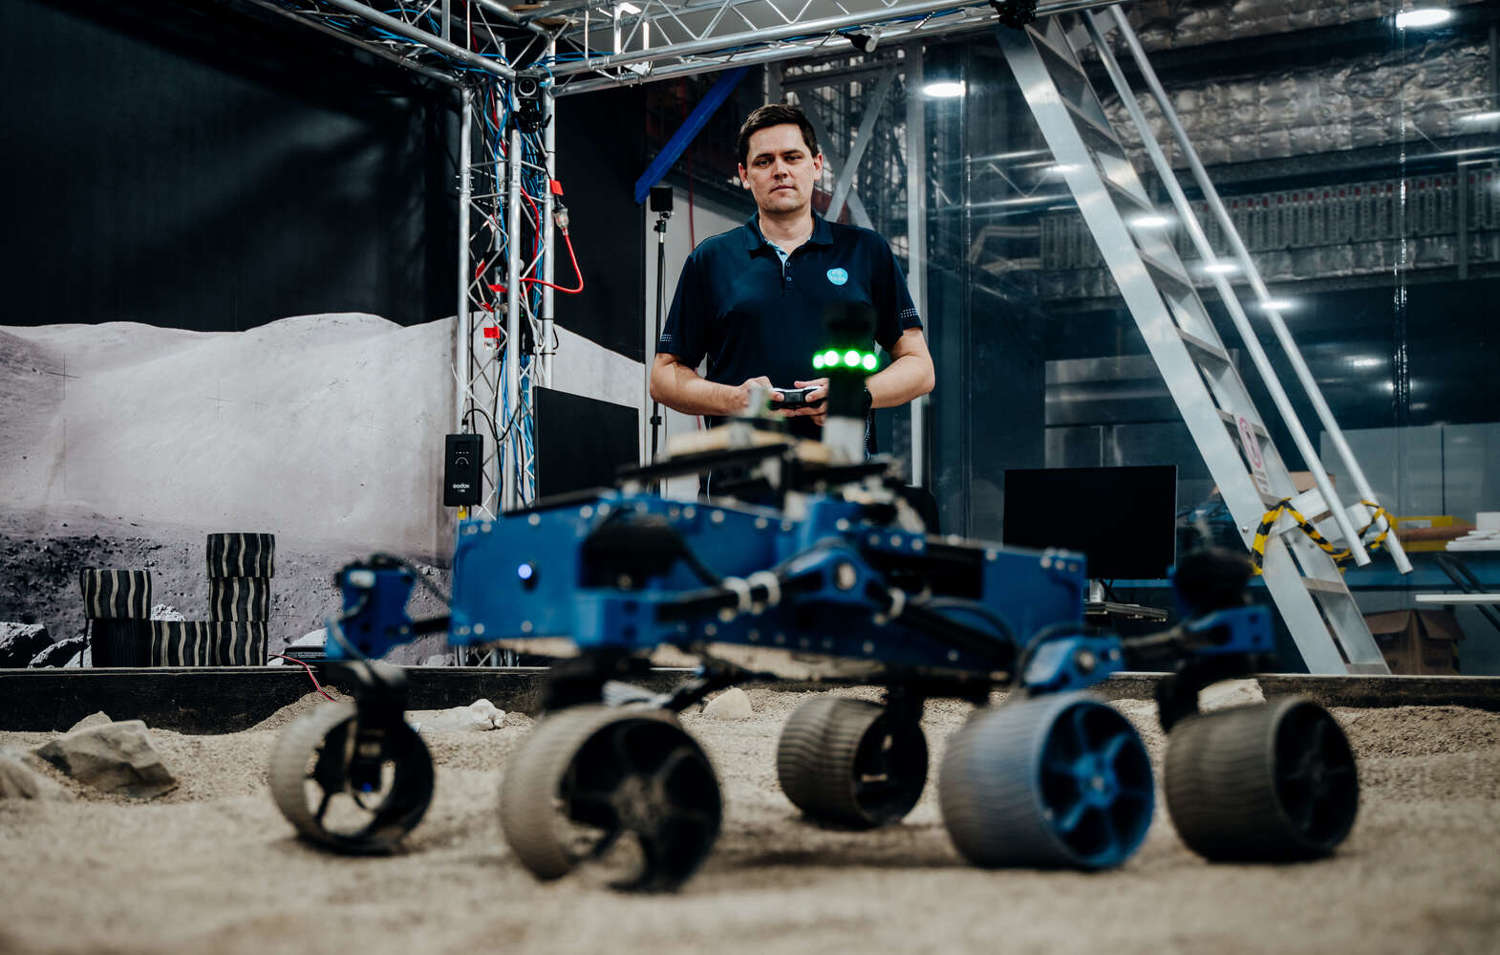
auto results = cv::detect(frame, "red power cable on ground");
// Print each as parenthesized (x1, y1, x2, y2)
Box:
(269, 654, 337, 702)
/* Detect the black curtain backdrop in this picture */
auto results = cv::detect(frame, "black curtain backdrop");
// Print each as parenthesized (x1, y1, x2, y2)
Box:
(555, 87, 648, 362)
(0, 0, 456, 331)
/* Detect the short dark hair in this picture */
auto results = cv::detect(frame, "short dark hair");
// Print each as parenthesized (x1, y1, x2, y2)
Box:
(736, 103, 820, 167)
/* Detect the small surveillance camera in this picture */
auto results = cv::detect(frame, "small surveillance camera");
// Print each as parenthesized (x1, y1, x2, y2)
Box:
(515, 71, 545, 100)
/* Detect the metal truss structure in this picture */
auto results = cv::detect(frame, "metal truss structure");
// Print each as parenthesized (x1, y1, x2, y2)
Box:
(233, 0, 1124, 510)
(540, 0, 1108, 95)
(244, 1, 563, 512)
(457, 81, 559, 513)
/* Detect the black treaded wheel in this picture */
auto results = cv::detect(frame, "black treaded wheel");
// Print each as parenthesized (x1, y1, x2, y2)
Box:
(499, 705, 721, 892)
(1164, 696, 1358, 862)
(939, 693, 1154, 870)
(268, 703, 434, 854)
(776, 697, 928, 829)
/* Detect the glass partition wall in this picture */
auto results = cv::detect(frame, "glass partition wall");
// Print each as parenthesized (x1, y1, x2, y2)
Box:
(652, 3, 1499, 671)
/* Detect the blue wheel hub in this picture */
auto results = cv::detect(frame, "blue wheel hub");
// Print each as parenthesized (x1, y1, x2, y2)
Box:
(939, 692, 1156, 871)
(1037, 700, 1154, 868)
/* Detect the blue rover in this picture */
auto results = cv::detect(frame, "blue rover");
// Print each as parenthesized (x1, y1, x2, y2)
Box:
(267, 363, 1359, 890)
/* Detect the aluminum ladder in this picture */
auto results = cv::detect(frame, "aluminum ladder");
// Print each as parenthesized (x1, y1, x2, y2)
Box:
(996, 8, 1412, 675)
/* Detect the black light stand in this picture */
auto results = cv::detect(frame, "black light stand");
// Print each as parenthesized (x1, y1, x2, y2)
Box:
(648, 185, 674, 486)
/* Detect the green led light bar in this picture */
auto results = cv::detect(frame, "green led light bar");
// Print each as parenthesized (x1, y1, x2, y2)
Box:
(811, 348, 879, 371)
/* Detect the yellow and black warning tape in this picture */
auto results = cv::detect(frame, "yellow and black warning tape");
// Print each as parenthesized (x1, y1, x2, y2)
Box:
(1249, 499, 1393, 573)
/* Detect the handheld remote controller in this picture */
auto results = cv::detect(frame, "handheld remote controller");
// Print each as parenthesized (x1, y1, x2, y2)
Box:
(772, 386, 821, 409)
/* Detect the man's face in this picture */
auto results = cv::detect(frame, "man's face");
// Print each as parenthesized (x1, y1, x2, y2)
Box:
(739, 123, 823, 217)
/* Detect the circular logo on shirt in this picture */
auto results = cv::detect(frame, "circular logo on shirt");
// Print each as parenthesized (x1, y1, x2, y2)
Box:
(826, 267, 849, 286)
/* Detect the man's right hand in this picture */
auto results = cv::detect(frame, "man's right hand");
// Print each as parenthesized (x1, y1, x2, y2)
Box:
(732, 375, 774, 414)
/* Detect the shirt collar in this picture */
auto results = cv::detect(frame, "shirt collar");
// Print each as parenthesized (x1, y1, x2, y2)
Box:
(742, 213, 834, 255)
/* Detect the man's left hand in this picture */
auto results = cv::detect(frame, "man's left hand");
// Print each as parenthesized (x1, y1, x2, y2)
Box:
(786, 378, 828, 426)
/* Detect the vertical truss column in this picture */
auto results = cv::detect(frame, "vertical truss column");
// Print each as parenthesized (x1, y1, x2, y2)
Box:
(904, 42, 929, 487)
(540, 56, 558, 389)
(456, 87, 473, 437)
(460, 83, 504, 517)
(458, 79, 530, 517)
(504, 119, 525, 510)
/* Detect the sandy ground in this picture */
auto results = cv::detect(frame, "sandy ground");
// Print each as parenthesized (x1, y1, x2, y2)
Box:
(2, 686, 1497, 955)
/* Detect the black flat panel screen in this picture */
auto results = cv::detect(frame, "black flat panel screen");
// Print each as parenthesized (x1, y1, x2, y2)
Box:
(1002, 466, 1177, 580)
(555, 87, 646, 361)
(534, 387, 639, 497)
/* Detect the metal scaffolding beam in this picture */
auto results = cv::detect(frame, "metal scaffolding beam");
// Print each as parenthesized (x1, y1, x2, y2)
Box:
(549, 0, 1122, 94)
(240, 0, 539, 82)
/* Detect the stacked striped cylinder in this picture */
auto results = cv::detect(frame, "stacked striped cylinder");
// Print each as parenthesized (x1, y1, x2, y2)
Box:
(149, 620, 212, 667)
(205, 532, 274, 666)
(80, 569, 152, 667)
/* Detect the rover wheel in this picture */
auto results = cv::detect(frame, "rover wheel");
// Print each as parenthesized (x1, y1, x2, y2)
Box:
(776, 697, 928, 828)
(499, 705, 721, 891)
(1164, 696, 1358, 861)
(940, 693, 1154, 869)
(268, 702, 433, 854)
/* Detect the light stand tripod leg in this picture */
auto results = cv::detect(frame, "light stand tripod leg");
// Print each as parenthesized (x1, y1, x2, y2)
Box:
(649, 209, 671, 491)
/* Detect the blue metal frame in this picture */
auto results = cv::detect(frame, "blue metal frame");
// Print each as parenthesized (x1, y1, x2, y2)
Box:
(633, 68, 750, 205)
(327, 487, 1272, 698)
(448, 490, 1084, 673)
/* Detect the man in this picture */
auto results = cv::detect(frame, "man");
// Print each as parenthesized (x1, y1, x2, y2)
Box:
(649, 102, 934, 459)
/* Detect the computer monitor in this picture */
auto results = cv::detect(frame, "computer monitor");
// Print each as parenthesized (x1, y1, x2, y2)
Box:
(534, 386, 640, 498)
(1001, 465, 1178, 580)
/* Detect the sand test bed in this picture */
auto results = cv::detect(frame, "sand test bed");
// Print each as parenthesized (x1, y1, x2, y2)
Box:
(2, 685, 1497, 954)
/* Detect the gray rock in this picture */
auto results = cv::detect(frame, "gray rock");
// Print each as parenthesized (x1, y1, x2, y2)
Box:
(418, 698, 505, 733)
(149, 604, 185, 622)
(703, 687, 753, 720)
(0, 751, 42, 799)
(34, 721, 177, 797)
(1199, 678, 1266, 711)
(68, 712, 114, 733)
(29, 635, 85, 668)
(0, 623, 53, 668)
(0, 749, 69, 801)
(290, 628, 326, 647)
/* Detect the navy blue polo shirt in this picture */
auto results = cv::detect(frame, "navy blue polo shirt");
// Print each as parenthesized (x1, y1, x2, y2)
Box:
(658, 213, 923, 440)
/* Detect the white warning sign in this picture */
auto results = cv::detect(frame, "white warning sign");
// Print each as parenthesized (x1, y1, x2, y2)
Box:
(1237, 415, 1273, 496)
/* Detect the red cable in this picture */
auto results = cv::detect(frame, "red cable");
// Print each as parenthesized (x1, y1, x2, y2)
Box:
(521, 190, 544, 231)
(521, 226, 584, 294)
(270, 654, 338, 702)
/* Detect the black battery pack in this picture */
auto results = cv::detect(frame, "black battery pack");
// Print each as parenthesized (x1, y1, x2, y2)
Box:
(444, 433, 483, 506)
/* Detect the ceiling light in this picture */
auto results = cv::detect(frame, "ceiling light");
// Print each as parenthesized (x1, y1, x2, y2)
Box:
(1350, 356, 1384, 369)
(1258, 298, 1295, 312)
(922, 80, 966, 98)
(1130, 214, 1172, 229)
(1459, 110, 1500, 124)
(1045, 163, 1081, 176)
(1395, 9, 1453, 29)
(1202, 262, 1240, 275)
